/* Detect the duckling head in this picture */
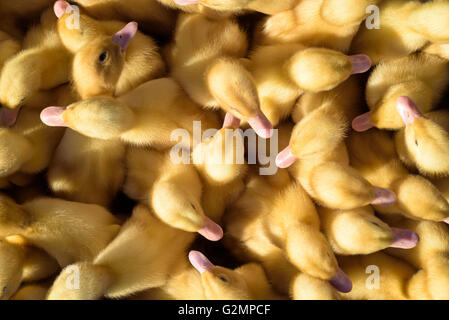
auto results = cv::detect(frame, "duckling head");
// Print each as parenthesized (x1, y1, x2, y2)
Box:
(396, 96, 449, 176)
(0, 239, 24, 300)
(276, 106, 347, 168)
(54, 1, 104, 53)
(352, 80, 432, 132)
(40, 96, 136, 140)
(206, 59, 273, 139)
(72, 22, 138, 99)
(189, 251, 253, 300)
(0, 194, 31, 237)
(151, 182, 223, 241)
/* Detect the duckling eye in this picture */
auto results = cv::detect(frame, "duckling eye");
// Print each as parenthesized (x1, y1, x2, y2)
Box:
(98, 51, 108, 63)
(1, 286, 7, 296)
(415, 139, 419, 146)
(218, 275, 229, 283)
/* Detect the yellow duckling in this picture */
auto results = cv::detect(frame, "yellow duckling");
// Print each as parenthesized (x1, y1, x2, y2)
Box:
(385, 217, 449, 300)
(0, 193, 120, 267)
(347, 129, 449, 223)
(125, 118, 246, 238)
(319, 205, 418, 255)
(124, 147, 223, 241)
(224, 170, 353, 297)
(47, 205, 195, 300)
(41, 78, 220, 148)
(0, 13, 71, 111)
(0, 237, 59, 300)
(352, 53, 449, 132)
(247, 43, 371, 127)
(166, 13, 273, 138)
(340, 217, 449, 300)
(276, 85, 396, 210)
(71, 0, 176, 39)
(135, 251, 283, 300)
(187, 251, 283, 300)
(54, 1, 165, 98)
(255, 0, 381, 52)
(394, 97, 449, 177)
(351, 0, 449, 64)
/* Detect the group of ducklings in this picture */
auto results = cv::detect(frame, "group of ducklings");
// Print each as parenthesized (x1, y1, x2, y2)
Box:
(0, 0, 448, 300)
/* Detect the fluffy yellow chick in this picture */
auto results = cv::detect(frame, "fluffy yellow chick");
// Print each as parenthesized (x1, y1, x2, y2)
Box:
(248, 44, 371, 127)
(224, 170, 353, 297)
(352, 53, 449, 132)
(351, 0, 449, 64)
(0, 194, 120, 267)
(276, 86, 396, 210)
(393, 97, 449, 177)
(135, 251, 283, 300)
(385, 217, 449, 300)
(124, 147, 223, 241)
(47, 205, 196, 300)
(340, 217, 449, 300)
(319, 205, 418, 255)
(347, 129, 449, 223)
(54, 1, 165, 98)
(41, 78, 220, 149)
